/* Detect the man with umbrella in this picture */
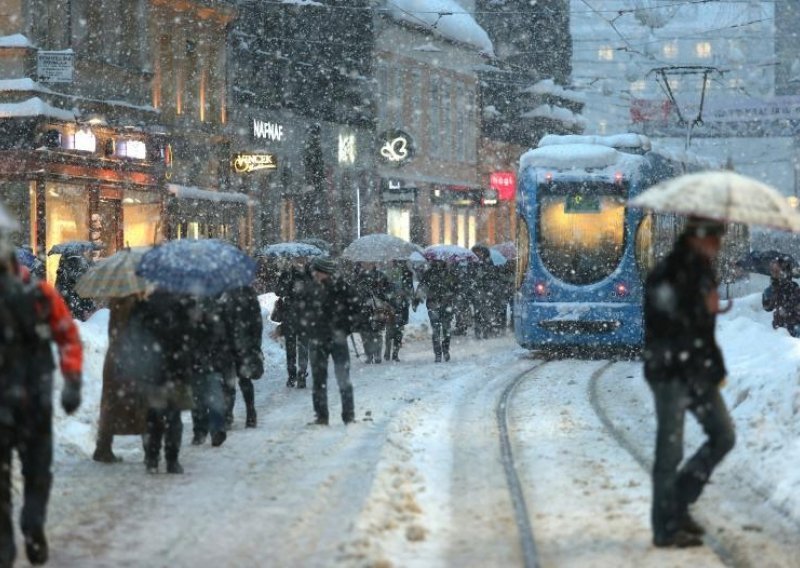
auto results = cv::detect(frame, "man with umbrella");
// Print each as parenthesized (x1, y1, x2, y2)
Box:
(643, 216, 736, 548)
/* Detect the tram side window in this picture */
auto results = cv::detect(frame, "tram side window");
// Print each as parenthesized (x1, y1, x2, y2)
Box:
(516, 215, 530, 290)
(635, 214, 655, 280)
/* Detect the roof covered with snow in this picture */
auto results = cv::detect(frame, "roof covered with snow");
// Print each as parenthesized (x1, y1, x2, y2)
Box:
(385, 0, 494, 56)
(539, 133, 652, 152)
(0, 34, 34, 48)
(521, 104, 587, 130)
(167, 184, 251, 204)
(520, 143, 623, 171)
(0, 97, 75, 121)
(523, 79, 587, 104)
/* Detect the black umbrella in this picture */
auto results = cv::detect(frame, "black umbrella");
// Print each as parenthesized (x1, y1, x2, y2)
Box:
(736, 250, 798, 276)
(48, 240, 102, 256)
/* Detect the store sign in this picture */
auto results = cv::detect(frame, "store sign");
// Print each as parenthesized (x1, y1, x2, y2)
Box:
(378, 129, 414, 165)
(232, 153, 278, 173)
(253, 119, 285, 142)
(338, 132, 357, 165)
(490, 171, 516, 201)
(381, 179, 416, 203)
(37, 51, 74, 83)
(482, 188, 499, 206)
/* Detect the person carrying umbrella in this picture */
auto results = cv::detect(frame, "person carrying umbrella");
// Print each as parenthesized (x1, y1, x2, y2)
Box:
(274, 257, 313, 388)
(55, 251, 95, 321)
(383, 260, 414, 362)
(642, 216, 736, 548)
(762, 254, 800, 337)
(414, 259, 458, 362)
(352, 262, 391, 364)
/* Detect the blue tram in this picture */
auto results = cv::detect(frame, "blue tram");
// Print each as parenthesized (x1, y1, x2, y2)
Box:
(513, 134, 747, 353)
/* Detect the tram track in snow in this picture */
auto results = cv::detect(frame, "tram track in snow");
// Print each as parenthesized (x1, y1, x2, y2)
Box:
(588, 360, 800, 568)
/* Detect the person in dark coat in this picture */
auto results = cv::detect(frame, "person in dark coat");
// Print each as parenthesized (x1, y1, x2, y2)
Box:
(384, 260, 414, 362)
(54, 253, 95, 321)
(642, 216, 736, 549)
(93, 295, 148, 463)
(353, 263, 391, 364)
(0, 248, 83, 567)
(129, 290, 194, 474)
(451, 263, 471, 336)
(470, 245, 494, 339)
(275, 259, 312, 388)
(221, 285, 264, 428)
(299, 257, 360, 425)
(762, 255, 800, 337)
(415, 260, 458, 362)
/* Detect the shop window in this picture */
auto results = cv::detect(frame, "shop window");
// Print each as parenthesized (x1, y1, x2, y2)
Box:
(430, 210, 442, 244)
(456, 211, 467, 248)
(468, 211, 477, 249)
(387, 207, 411, 242)
(443, 209, 453, 245)
(116, 139, 147, 160)
(46, 182, 88, 282)
(123, 189, 162, 247)
(0, 181, 34, 248)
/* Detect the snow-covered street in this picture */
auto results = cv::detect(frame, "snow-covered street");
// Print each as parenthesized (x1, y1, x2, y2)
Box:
(12, 292, 799, 567)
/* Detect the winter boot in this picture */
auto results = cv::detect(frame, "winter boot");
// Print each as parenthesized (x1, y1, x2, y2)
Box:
(24, 526, 48, 565)
(191, 432, 207, 446)
(245, 405, 257, 428)
(296, 372, 307, 389)
(145, 456, 158, 474)
(286, 375, 296, 388)
(442, 338, 451, 362)
(211, 431, 227, 447)
(166, 460, 184, 474)
(93, 446, 123, 464)
(225, 411, 234, 430)
(433, 339, 442, 363)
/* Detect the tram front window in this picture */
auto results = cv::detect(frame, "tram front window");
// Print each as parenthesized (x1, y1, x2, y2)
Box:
(537, 182, 626, 285)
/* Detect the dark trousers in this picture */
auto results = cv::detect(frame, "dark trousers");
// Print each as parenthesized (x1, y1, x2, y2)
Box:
(0, 415, 53, 568)
(285, 331, 309, 380)
(223, 378, 255, 421)
(191, 372, 226, 437)
(145, 407, 182, 464)
(309, 336, 354, 423)
(384, 321, 404, 359)
(649, 380, 736, 540)
(360, 330, 383, 362)
(428, 304, 453, 356)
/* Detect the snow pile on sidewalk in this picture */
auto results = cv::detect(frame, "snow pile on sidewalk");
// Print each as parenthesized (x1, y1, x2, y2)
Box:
(717, 293, 800, 519)
(53, 295, 286, 461)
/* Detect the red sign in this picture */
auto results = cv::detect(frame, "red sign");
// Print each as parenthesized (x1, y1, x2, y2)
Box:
(630, 98, 672, 124)
(490, 171, 516, 201)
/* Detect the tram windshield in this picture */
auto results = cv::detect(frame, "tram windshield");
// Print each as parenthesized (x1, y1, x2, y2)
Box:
(537, 181, 626, 285)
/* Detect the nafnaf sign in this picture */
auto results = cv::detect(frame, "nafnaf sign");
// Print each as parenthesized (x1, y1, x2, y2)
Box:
(253, 119, 285, 142)
(378, 129, 414, 165)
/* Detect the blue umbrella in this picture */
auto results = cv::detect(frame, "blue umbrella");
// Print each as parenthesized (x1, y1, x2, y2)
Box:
(48, 240, 102, 256)
(15, 247, 37, 269)
(136, 239, 256, 296)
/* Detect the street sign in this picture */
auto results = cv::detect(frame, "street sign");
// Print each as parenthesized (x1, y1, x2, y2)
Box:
(37, 51, 74, 83)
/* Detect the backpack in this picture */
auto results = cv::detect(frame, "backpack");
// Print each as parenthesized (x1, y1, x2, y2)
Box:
(0, 273, 50, 419)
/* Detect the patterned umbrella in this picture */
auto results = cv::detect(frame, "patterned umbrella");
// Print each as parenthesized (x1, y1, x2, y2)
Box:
(76, 247, 151, 298)
(136, 239, 256, 296)
(423, 244, 480, 264)
(257, 242, 326, 258)
(342, 234, 423, 263)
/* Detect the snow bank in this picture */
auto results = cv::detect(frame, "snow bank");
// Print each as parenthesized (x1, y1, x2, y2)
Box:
(717, 293, 800, 518)
(386, 0, 495, 56)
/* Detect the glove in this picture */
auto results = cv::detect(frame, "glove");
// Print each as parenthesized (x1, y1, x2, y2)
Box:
(61, 376, 82, 415)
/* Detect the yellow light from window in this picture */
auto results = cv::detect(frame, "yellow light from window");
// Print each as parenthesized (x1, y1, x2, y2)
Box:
(695, 42, 712, 59)
(598, 47, 614, 61)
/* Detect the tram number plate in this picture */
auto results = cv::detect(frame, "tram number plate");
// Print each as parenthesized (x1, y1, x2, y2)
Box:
(565, 195, 600, 213)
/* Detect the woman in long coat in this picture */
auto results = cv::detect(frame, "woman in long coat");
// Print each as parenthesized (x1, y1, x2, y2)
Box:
(93, 295, 148, 463)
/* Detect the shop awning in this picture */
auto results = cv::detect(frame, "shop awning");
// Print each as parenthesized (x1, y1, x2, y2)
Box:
(166, 183, 251, 204)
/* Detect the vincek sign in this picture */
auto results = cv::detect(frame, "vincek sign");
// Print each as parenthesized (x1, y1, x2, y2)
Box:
(253, 119, 285, 142)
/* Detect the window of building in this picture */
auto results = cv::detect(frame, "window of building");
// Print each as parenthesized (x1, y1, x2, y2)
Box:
(630, 80, 647, 93)
(668, 78, 680, 91)
(456, 89, 466, 162)
(45, 182, 88, 282)
(662, 42, 678, 59)
(123, 189, 162, 247)
(441, 78, 452, 160)
(695, 42, 712, 59)
(376, 66, 388, 127)
(387, 207, 411, 242)
(598, 47, 614, 61)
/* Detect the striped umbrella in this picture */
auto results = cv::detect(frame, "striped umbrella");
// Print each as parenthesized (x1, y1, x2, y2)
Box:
(76, 247, 151, 298)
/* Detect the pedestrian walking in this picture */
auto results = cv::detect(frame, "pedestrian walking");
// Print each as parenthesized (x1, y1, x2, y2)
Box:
(93, 295, 148, 463)
(353, 263, 391, 364)
(129, 290, 194, 474)
(470, 245, 493, 339)
(222, 285, 264, 428)
(0, 243, 83, 566)
(54, 252, 95, 321)
(762, 254, 800, 337)
(300, 257, 360, 425)
(275, 259, 312, 388)
(642, 216, 736, 548)
(384, 260, 414, 362)
(415, 259, 458, 362)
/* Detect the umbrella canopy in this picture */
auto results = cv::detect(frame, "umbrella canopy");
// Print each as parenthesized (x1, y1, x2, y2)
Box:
(629, 171, 800, 232)
(0, 202, 19, 231)
(48, 240, 102, 256)
(492, 241, 517, 261)
(423, 244, 480, 264)
(736, 249, 798, 277)
(342, 234, 423, 263)
(76, 247, 151, 298)
(15, 247, 37, 269)
(257, 242, 326, 258)
(136, 239, 256, 296)
(297, 237, 332, 254)
(489, 248, 508, 266)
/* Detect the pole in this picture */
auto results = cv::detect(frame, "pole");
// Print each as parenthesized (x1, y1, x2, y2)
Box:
(356, 185, 362, 239)
(349, 334, 361, 359)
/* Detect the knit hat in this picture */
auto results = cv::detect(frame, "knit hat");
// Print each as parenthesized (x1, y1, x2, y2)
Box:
(311, 257, 337, 274)
(684, 216, 726, 238)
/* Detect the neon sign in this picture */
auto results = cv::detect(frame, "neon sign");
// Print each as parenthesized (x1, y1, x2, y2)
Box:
(378, 129, 414, 165)
(232, 153, 278, 173)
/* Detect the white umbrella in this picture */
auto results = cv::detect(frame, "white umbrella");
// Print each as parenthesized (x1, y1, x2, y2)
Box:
(629, 171, 800, 232)
(342, 234, 422, 263)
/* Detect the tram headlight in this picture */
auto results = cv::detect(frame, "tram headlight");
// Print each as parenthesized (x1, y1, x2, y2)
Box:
(614, 282, 629, 297)
(534, 282, 547, 296)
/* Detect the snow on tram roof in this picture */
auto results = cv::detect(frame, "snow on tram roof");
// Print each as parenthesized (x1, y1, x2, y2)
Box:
(538, 133, 652, 152)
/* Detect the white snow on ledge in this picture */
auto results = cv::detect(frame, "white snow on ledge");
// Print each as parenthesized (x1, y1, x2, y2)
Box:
(0, 97, 75, 121)
(280, 0, 324, 5)
(167, 183, 251, 205)
(0, 34, 34, 48)
(523, 79, 587, 104)
(0, 78, 55, 94)
(521, 104, 587, 129)
(386, 0, 495, 57)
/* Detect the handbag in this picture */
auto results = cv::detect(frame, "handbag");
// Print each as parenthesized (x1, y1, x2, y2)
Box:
(271, 297, 285, 323)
